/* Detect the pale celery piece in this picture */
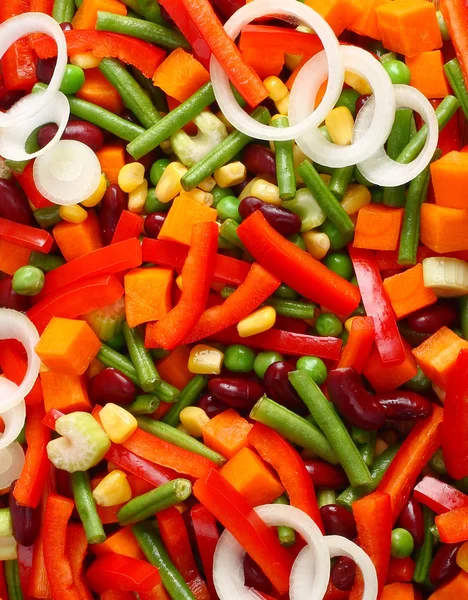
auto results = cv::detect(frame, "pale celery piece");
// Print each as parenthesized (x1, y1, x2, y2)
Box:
(283, 187, 326, 232)
(83, 297, 126, 341)
(170, 112, 228, 168)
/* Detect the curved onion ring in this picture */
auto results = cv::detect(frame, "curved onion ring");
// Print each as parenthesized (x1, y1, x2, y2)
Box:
(0, 13, 67, 128)
(210, 0, 344, 142)
(289, 46, 396, 168)
(0, 381, 26, 450)
(0, 443, 25, 491)
(354, 84, 439, 186)
(0, 309, 40, 413)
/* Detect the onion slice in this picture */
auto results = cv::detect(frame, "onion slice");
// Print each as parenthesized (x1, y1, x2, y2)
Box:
(210, 0, 343, 141)
(289, 46, 396, 168)
(354, 84, 438, 186)
(0, 443, 25, 491)
(33, 140, 102, 205)
(0, 309, 40, 413)
(0, 381, 26, 450)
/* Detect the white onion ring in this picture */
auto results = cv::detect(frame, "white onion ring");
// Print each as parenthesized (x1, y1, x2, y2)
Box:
(0, 13, 67, 128)
(0, 380, 26, 450)
(0, 443, 25, 490)
(354, 84, 439, 186)
(289, 46, 396, 168)
(0, 309, 40, 413)
(210, 0, 344, 141)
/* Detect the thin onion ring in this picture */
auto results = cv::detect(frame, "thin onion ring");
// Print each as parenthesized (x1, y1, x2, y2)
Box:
(0, 443, 25, 491)
(0, 380, 26, 450)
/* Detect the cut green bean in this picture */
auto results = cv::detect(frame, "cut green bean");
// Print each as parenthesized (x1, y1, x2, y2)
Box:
(123, 323, 160, 393)
(132, 67, 168, 113)
(71, 471, 106, 544)
(34, 206, 61, 229)
(273, 495, 296, 547)
(219, 219, 245, 249)
(272, 117, 296, 200)
(413, 506, 435, 585)
(317, 489, 336, 508)
(29, 252, 65, 272)
(136, 0, 167, 24)
(181, 106, 271, 191)
(120, 0, 140, 12)
(220, 286, 315, 320)
(351, 427, 373, 445)
(383, 108, 412, 207)
(162, 375, 208, 427)
(289, 369, 371, 487)
(444, 59, 468, 121)
(460, 296, 468, 340)
(52, 0, 75, 24)
(136, 416, 225, 466)
(0, 508, 12, 538)
(329, 165, 354, 201)
(126, 394, 160, 415)
(97, 344, 139, 384)
(15, 424, 26, 444)
(4, 561, 23, 600)
(152, 380, 180, 404)
(358, 432, 376, 467)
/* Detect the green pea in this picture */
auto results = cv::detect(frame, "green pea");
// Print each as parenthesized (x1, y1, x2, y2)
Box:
(145, 188, 170, 213)
(319, 220, 353, 250)
(60, 64, 85, 95)
(323, 253, 353, 280)
(296, 356, 328, 385)
(404, 366, 431, 393)
(429, 448, 447, 475)
(383, 60, 411, 85)
(335, 89, 360, 117)
(391, 528, 414, 559)
(12, 266, 45, 296)
(150, 159, 170, 187)
(212, 185, 234, 207)
(288, 233, 306, 251)
(274, 284, 298, 300)
(340, 328, 349, 345)
(351, 304, 366, 317)
(315, 313, 343, 337)
(224, 344, 256, 373)
(217, 196, 241, 222)
(254, 351, 283, 379)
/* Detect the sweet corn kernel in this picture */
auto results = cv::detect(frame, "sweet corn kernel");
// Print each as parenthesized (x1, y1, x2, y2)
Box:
(214, 162, 246, 188)
(275, 93, 290, 116)
(180, 406, 210, 438)
(325, 107, 355, 146)
(155, 161, 187, 203)
(345, 71, 372, 95)
(99, 403, 138, 444)
(92, 470, 132, 507)
(457, 541, 468, 572)
(188, 344, 224, 375)
(180, 188, 213, 206)
(59, 204, 88, 224)
(344, 317, 357, 333)
(250, 179, 281, 206)
(237, 306, 276, 338)
(198, 176, 216, 192)
(160, 139, 172, 155)
(374, 438, 389, 458)
(293, 144, 307, 184)
(215, 110, 234, 133)
(176, 275, 183, 291)
(70, 52, 102, 69)
(239, 176, 260, 201)
(81, 174, 107, 207)
(177, 424, 189, 435)
(302, 230, 330, 261)
(285, 53, 302, 72)
(128, 180, 148, 213)
(341, 184, 371, 215)
(118, 162, 145, 193)
(264, 76, 288, 102)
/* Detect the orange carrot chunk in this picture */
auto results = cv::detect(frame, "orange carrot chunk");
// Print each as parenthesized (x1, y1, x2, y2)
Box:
(431, 151, 468, 209)
(382, 264, 437, 320)
(0, 240, 31, 276)
(40, 371, 92, 413)
(420, 204, 468, 253)
(348, 0, 391, 40)
(202, 409, 253, 459)
(72, 0, 127, 30)
(96, 145, 126, 185)
(53, 210, 102, 262)
(153, 48, 210, 103)
(124, 267, 173, 328)
(363, 340, 418, 392)
(92, 527, 144, 560)
(156, 345, 194, 391)
(406, 51, 450, 99)
(428, 571, 468, 599)
(158, 195, 217, 246)
(76, 69, 123, 115)
(353, 204, 403, 252)
(304, 0, 363, 36)
(381, 582, 415, 600)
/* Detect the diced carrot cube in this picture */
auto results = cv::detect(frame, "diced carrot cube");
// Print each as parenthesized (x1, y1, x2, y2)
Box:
(156, 345, 194, 390)
(304, 0, 362, 36)
(406, 51, 450, 99)
(96, 145, 126, 185)
(420, 204, 468, 253)
(202, 409, 253, 459)
(153, 48, 210, 103)
(40, 371, 92, 413)
(0, 240, 31, 276)
(76, 68, 123, 115)
(363, 340, 418, 392)
(349, 0, 391, 40)
(383, 264, 437, 320)
(124, 267, 173, 328)
(53, 210, 102, 262)
(158, 195, 217, 246)
(353, 204, 403, 251)
(431, 151, 468, 209)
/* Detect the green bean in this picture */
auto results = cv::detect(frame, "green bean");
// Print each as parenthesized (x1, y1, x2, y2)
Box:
(4, 561, 23, 600)
(15, 424, 26, 444)
(97, 344, 139, 384)
(219, 219, 245, 250)
(353, 166, 372, 187)
(99, 58, 161, 129)
(52, 0, 75, 24)
(162, 375, 208, 427)
(120, 0, 140, 12)
(0, 508, 12, 538)
(123, 323, 160, 393)
(383, 108, 412, 207)
(152, 380, 180, 404)
(136, 0, 167, 24)
(150, 348, 170, 360)
(181, 106, 271, 191)
(126, 394, 160, 415)
(220, 286, 315, 320)
(29, 252, 65, 273)
(133, 522, 196, 600)
(297, 160, 355, 236)
(272, 117, 296, 200)
(317, 489, 336, 508)
(413, 506, 435, 585)
(118, 479, 192, 525)
(70, 471, 106, 544)
(444, 59, 468, 121)
(289, 369, 371, 487)
(351, 427, 373, 445)
(460, 296, 468, 340)
(34, 206, 62, 229)
(273, 495, 296, 547)
(328, 165, 354, 201)
(358, 432, 376, 467)
(136, 416, 225, 466)
(96, 12, 190, 50)
(250, 396, 337, 464)
(132, 67, 168, 113)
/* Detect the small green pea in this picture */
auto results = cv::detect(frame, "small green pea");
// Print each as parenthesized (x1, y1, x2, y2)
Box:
(145, 188, 170, 213)
(60, 64, 85, 95)
(224, 344, 256, 373)
(315, 313, 343, 337)
(288, 233, 306, 251)
(335, 89, 360, 117)
(319, 220, 353, 250)
(383, 60, 411, 85)
(212, 185, 234, 207)
(217, 196, 241, 222)
(12, 266, 45, 296)
(150, 159, 170, 187)
(274, 284, 298, 300)
(429, 448, 447, 475)
(351, 303, 366, 317)
(296, 356, 328, 385)
(323, 253, 353, 280)
(254, 351, 283, 379)
(391, 528, 414, 558)
(340, 328, 349, 345)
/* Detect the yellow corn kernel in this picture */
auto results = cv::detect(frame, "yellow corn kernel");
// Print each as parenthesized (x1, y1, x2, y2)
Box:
(118, 162, 145, 193)
(87, 358, 104, 379)
(237, 306, 276, 338)
(81, 174, 107, 208)
(215, 110, 234, 133)
(59, 204, 88, 224)
(325, 107, 355, 146)
(341, 184, 371, 215)
(302, 230, 330, 261)
(0, 538, 17, 561)
(70, 52, 102, 69)
(198, 176, 216, 192)
(180, 188, 213, 206)
(214, 162, 246, 188)
(344, 317, 357, 333)
(99, 403, 138, 444)
(160, 139, 172, 155)
(176, 275, 183, 291)
(155, 161, 187, 203)
(188, 344, 224, 375)
(380, 429, 399, 446)
(238, 176, 260, 201)
(128, 180, 148, 214)
(457, 541, 468, 572)
(92, 470, 132, 507)
(285, 53, 302, 72)
(264, 76, 288, 102)
(275, 93, 290, 116)
(250, 179, 281, 206)
(293, 144, 307, 184)
(180, 406, 210, 438)
(345, 71, 372, 95)
(374, 438, 389, 458)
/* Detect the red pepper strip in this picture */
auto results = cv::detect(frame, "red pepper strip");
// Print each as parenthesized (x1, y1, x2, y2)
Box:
(275, 314, 309, 334)
(0, 217, 53, 253)
(14, 404, 51, 509)
(18, 543, 33, 599)
(431, 100, 460, 155)
(435, 506, 468, 543)
(413, 476, 468, 514)
(66, 524, 93, 600)
(142, 238, 250, 286)
(138, 586, 170, 600)
(386, 557, 415, 584)
(211, 0, 245, 19)
(440, 0, 468, 88)
(337, 316, 375, 373)
(249, 422, 324, 532)
(190, 504, 219, 600)
(42, 408, 65, 430)
(181, 262, 280, 344)
(101, 591, 138, 600)
(350, 492, 392, 600)
(30, 0, 54, 13)
(210, 326, 342, 360)
(27, 273, 124, 334)
(105, 445, 176, 487)
(180, 0, 268, 107)
(239, 25, 324, 57)
(193, 468, 294, 596)
(146, 222, 218, 350)
(86, 554, 162, 594)
(156, 507, 210, 600)
(324, 581, 349, 600)
(111, 210, 144, 244)
(36, 237, 141, 299)
(349, 246, 406, 366)
(0, 562, 7, 600)
(43, 494, 83, 600)
(31, 31, 166, 79)
(377, 405, 444, 524)
(237, 211, 360, 315)
(0, 340, 43, 406)
(14, 161, 53, 209)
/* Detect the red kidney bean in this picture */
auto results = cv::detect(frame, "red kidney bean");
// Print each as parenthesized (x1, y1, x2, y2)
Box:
(407, 302, 458, 334)
(211, 0, 246, 18)
(0, 277, 31, 311)
(303, 459, 349, 490)
(331, 557, 356, 591)
(429, 543, 461, 586)
(377, 391, 433, 421)
(327, 368, 386, 430)
(244, 555, 273, 596)
(197, 393, 229, 418)
(144, 213, 166, 239)
(320, 504, 357, 540)
(99, 184, 127, 245)
(0, 78, 23, 111)
(36, 57, 57, 84)
(9, 481, 40, 547)
(232, 178, 251, 198)
(89, 368, 138, 405)
(239, 197, 302, 238)
(396, 497, 425, 549)
(38, 120, 104, 151)
(243, 144, 276, 179)
(355, 94, 371, 115)
(0, 178, 34, 225)
(208, 378, 264, 410)
(60, 22, 73, 30)
(264, 361, 304, 411)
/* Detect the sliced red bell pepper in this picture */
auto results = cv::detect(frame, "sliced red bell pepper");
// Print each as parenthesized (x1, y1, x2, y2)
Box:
(324, 581, 349, 600)
(42, 408, 65, 430)
(28, 273, 124, 333)
(249, 422, 324, 532)
(338, 316, 375, 373)
(239, 25, 324, 57)
(211, 0, 246, 19)
(274, 315, 309, 335)
(18, 543, 33, 599)
(0, 217, 53, 253)
(377, 405, 444, 523)
(435, 506, 468, 544)
(431, 100, 460, 156)
(14, 161, 53, 209)
(86, 554, 162, 594)
(349, 246, 406, 366)
(66, 524, 93, 600)
(237, 211, 360, 315)
(142, 238, 250, 286)
(0, 562, 7, 600)
(30, 0, 54, 13)
(386, 557, 415, 584)
(146, 222, 218, 350)
(0, 340, 43, 406)
(193, 468, 294, 596)
(156, 507, 210, 600)
(440, 0, 468, 88)
(240, 46, 284, 80)
(105, 444, 176, 487)
(181, 262, 280, 344)
(350, 491, 392, 600)
(190, 504, 219, 600)
(413, 476, 468, 515)
(101, 590, 138, 600)
(111, 210, 144, 245)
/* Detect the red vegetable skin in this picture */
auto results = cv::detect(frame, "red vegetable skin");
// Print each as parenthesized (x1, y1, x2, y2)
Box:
(66, 524, 93, 600)
(191, 504, 219, 600)
(0, 217, 53, 253)
(239, 24, 324, 57)
(337, 316, 375, 373)
(14, 161, 53, 209)
(0, 341, 43, 406)
(386, 557, 415, 584)
(111, 211, 144, 244)
(414, 476, 468, 514)
(0, 559, 7, 600)
(440, 0, 468, 88)
(105, 444, 176, 487)
(86, 553, 162, 594)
